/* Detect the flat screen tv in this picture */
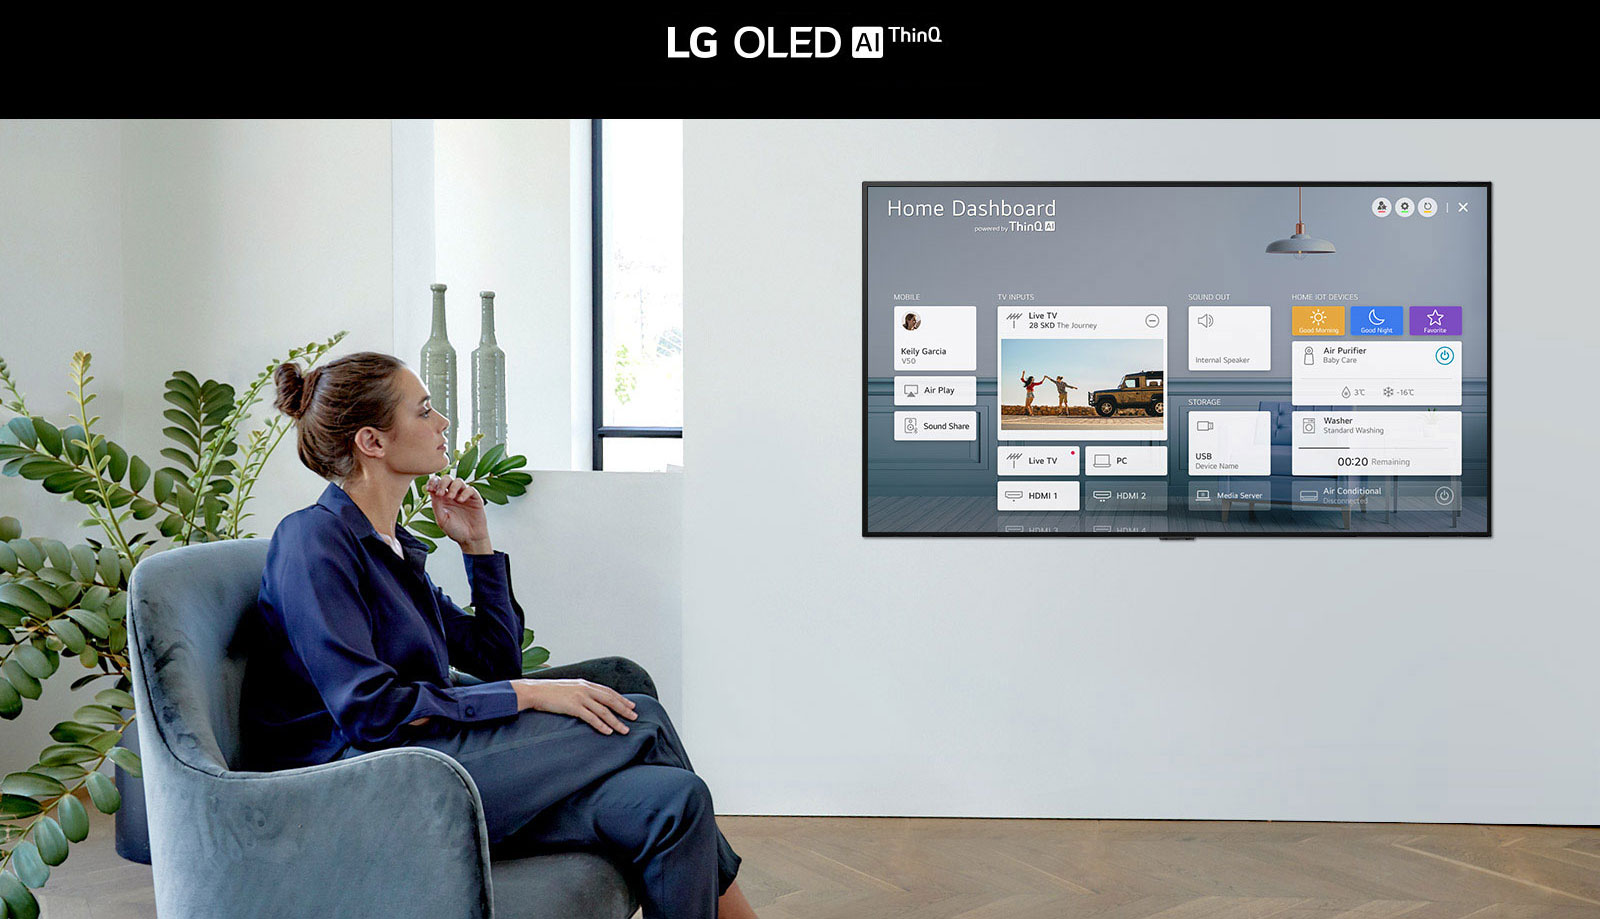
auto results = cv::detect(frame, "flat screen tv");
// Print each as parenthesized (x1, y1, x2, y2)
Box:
(863, 183, 1489, 537)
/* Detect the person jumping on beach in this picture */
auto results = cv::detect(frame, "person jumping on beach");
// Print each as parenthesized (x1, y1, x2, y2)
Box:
(1045, 374, 1077, 414)
(1020, 372, 1042, 416)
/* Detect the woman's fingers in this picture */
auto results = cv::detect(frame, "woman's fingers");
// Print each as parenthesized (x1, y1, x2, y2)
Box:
(605, 689, 639, 719)
(574, 702, 614, 734)
(585, 697, 630, 734)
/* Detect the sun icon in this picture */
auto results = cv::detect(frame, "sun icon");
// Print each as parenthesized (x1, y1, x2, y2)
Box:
(1309, 309, 1327, 325)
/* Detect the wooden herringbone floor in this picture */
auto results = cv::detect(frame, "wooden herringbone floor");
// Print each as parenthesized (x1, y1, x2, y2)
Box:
(716, 816, 1600, 919)
(33, 809, 1600, 917)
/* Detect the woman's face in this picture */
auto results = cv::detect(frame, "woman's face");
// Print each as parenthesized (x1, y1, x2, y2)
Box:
(359, 367, 452, 478)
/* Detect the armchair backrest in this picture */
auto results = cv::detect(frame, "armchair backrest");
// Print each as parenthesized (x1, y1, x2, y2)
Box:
(127, 538, 269, 775)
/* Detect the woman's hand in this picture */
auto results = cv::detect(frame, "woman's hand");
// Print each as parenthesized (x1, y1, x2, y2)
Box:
(427, 475, 492, 554)
(512, 678, 639, 735)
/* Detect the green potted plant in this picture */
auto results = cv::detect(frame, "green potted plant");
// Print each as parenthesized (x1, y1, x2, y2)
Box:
(0, 336, 544, 919)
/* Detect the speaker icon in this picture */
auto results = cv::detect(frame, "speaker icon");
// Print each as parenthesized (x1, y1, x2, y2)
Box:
(1197, 313, 1214, 328)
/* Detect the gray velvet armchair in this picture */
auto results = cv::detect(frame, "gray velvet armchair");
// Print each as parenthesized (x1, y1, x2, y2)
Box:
(127, 537, 646, 918)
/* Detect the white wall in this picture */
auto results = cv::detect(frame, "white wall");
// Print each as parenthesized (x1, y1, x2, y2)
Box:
(0, 120, 128, 774)
(426, 120, 591, 471)
(681, 119, 1600, 823)
(3, 119, 684, 776)
(120, 119, 398, 532)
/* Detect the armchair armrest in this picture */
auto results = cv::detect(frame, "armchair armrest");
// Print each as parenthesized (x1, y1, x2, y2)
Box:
(148, 747, 493, 919)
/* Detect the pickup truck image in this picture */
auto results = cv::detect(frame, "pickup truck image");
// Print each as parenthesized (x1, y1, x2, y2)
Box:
(1091, 370, 1164, 417)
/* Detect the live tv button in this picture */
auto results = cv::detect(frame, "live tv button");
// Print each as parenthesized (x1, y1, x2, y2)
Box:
(997, 481, 1080, 512)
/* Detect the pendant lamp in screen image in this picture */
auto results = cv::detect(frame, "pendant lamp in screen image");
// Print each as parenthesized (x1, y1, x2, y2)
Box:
(1265, 186, 1336, 259)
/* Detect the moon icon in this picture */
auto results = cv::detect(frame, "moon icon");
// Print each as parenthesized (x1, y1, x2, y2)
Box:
(1368, 309, 1385, 325)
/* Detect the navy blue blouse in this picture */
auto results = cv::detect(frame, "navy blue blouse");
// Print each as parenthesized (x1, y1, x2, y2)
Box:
(239, 482, 523, 770)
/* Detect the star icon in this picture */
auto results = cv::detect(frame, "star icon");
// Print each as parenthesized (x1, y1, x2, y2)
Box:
(1427, 309, 1444, 326)
(1310, 309, 1327, 325)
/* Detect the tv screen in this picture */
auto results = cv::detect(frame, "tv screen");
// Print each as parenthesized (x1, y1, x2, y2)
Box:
(863, 183, 1490, 537)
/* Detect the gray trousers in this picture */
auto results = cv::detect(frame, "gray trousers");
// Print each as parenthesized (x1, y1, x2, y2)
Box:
(373, 658, 742, 918)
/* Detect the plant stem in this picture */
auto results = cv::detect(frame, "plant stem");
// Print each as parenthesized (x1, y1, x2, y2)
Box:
(69, 358, 133, 562)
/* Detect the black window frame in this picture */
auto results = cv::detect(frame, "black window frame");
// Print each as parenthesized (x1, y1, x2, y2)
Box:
(591, 119, 686, 471)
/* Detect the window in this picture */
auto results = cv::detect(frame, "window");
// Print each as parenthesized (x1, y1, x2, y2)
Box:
(593, 119, 684, 471)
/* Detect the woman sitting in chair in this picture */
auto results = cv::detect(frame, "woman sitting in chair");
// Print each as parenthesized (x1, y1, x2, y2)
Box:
(238, 351, 753, 919)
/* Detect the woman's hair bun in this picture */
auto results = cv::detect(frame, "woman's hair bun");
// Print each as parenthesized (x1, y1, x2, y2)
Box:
(273, 361, 309, 419)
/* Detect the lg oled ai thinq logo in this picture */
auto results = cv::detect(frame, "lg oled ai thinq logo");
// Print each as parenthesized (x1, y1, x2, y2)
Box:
(665, 25, 938, 59)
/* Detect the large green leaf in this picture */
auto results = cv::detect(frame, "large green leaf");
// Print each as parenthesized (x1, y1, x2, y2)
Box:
(34, 817, 68, 867)
(50, 619, 86, 654)
(95, 687, 135, 710)
(0, 793, 43, 819)
(0, 870, 41, 919)
(66, 608, 111, 640)
(1, 772, 65, 799)
(2, 662, 41, 700)
(31, 763, 88, 784)
(59, 423, 86, 464)
(14, 456, 56, 481)
(38, 744, 101, 766)
(153, 467, 177, 503)
(72, 704, 121, 726)
(106, 441, 128, 483)
(162, 425, 200, 455)
(29, 418, 62, 457)
(15, 579, 65, 610)
(158, 448, 197, 472)
(161, 389, 199, 417)
(96, 546, 121, 588)
(0, 542, 17, 574)
(522, 646, 551, 671)
(69, 545, 98, 582)
(42, 469, 90, 495)
(492, 453, 527, 474)
(85, 772, 120, 814)
(0, 678, 21, 718)
(13, 645, 51, 680)
(5, 417, 37, 449)
(130, 497, 160, 519)
(107, 747, 141, 777)
(48, 722, 102, 744)
(161, 408, 199, 437)
(85, 731, 121, 754)
(12, 840, 49, 888)
(38, 539, 70, 572)
(128, 454, 151, 492)
(56, 793, 89, 842)
(474, 442, 507, 479)
(456, 443, 479, 479)
(6, 539, 43, 571)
